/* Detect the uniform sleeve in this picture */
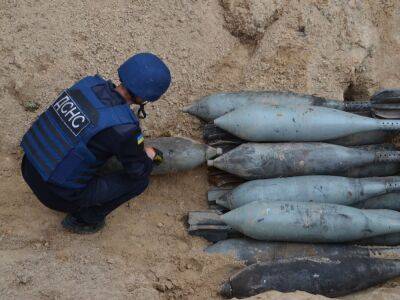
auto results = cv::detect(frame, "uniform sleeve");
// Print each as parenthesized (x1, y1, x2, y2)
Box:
(88, 123, 154, 180)
(115, 126, 154, 179)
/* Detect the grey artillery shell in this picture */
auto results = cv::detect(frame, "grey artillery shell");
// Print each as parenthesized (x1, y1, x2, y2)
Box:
(355, 209, 400, 246)
(214, 104, 400, 142)
(208, 142, 400, 180)
(370, 89, 400, 119)
(359, 193, 400, 211)
(328, 130, 391, 146)
(146, 137, 221, 174)
(216, 176, 400, 209)
(358, 233, 400, 246)
(206, 144, 400, 182)
(326, 143, 400, 177)
(208, 186, 233, 203)
(340, 160, 400, 178)
(183, 91, 343, 121)
(220, 257, 400, 298)
(333, 162, 400, 178)
(100, 137, 221, 175)
(221, 201, 400, 242)
(205, 238, 400, 265)
(204, 123, 391, 147)
(187, 210, 236, 242)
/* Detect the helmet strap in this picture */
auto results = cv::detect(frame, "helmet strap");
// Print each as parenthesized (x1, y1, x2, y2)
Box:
(138, 103, 147, 119)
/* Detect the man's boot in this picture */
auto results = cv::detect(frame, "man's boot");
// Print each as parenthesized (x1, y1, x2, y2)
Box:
(61, 214, 105, 234)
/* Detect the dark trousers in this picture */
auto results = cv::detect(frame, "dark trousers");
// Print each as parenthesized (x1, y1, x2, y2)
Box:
(21, 156, 149, 224)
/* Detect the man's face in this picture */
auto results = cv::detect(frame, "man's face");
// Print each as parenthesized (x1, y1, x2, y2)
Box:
(133, 96, 147, 106)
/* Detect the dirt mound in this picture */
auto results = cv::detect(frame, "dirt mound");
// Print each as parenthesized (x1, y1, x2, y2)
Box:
(1, 0, 400, 299)
(220, 0, 283, 43)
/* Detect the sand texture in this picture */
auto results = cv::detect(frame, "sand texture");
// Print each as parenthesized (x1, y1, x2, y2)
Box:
(1, 0, 400, 299)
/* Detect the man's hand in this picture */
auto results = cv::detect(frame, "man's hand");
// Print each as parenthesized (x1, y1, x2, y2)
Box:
(145, 147, 156, 160)
(145, 147, 164, 165)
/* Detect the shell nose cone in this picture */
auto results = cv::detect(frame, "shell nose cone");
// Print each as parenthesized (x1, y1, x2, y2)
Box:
(214, 114, 229, 129)
(220, 210, 232, 225)
(182, 103, 196, 113)
(214, 115, 222, 125)
(182, 101, 211, 121)
(220, 282, 233, 298)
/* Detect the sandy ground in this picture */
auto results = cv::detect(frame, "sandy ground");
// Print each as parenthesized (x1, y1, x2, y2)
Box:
(1, 0, 400, 299)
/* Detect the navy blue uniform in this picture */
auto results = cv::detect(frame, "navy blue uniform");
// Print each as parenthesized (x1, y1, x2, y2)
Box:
(21, 79, 153, 224)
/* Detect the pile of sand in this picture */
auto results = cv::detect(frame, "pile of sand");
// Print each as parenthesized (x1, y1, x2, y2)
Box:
(1, 0, 400, 298)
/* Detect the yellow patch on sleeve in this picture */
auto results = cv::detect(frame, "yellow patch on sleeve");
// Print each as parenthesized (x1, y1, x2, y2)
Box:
(136, 133, 144, 145)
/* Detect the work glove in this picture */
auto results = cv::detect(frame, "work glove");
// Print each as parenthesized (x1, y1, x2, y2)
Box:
(153, 148, 164, 165)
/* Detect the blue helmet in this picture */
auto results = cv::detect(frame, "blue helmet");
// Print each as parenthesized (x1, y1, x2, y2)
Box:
(118, 53, 171, 102)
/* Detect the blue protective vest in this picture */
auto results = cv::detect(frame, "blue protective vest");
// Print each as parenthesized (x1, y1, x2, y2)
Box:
(21, 76, 139, 189)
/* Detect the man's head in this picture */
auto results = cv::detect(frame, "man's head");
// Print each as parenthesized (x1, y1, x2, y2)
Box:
(118, 52, 171, 104)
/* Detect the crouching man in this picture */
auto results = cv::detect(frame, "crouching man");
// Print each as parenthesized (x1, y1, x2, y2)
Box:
(21, 53, 171, 234)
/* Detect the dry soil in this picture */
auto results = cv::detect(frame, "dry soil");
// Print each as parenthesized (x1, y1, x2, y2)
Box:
(1, 0, 400, 299)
